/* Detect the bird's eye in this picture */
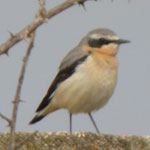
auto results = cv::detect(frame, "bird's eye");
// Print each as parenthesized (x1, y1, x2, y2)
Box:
(88, 38, 111, 48)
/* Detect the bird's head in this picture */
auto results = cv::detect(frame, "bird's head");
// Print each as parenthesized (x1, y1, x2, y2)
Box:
(80, 29, 130, 56)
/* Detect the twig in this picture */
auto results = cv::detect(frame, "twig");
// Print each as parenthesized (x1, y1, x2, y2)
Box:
(0, 112, 11, 126)
(0, 0, 94, 55)
(9, 33, 35, 150)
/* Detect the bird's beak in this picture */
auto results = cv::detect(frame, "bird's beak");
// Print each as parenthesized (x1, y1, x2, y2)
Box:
(118, 39, 131, 44)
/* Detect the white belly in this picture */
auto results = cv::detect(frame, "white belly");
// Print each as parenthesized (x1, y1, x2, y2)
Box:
(52, 56, 118, 113)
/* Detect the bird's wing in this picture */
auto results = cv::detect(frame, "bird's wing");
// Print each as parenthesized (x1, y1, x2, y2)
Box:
(36, 47, 90, 112)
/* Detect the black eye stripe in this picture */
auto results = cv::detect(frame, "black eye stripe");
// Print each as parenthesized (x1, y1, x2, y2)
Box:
(88, 38, 117, 48)
(98, 38, 111, 44)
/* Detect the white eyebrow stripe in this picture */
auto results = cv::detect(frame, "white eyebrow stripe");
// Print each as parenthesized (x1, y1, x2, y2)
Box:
(90, 34, 101, 39)
(107, 35, 119, 40)
(89, 34, 119, 41)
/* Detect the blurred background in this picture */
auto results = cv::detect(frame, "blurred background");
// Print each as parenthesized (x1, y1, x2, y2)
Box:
(0, 0, 150, 135)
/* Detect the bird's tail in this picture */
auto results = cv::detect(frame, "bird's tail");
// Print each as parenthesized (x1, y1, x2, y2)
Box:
(29, 104, 58, 125)
(29, 114, 45, 124)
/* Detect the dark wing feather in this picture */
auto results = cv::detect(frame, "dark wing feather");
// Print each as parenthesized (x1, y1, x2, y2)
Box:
(36, 55, 89, 112)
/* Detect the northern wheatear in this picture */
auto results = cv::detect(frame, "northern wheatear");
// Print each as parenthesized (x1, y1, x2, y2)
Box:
(30, 29, 130, 133)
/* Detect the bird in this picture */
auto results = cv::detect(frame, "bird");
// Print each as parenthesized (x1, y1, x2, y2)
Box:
(29, 28, 130, 133)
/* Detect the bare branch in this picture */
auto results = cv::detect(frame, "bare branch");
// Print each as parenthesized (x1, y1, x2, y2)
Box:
(0, 0, 94, 55)
(0, 112, 11, 126)
(9, 33, 35, 150)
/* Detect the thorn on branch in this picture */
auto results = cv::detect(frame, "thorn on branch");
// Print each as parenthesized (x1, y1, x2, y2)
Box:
(79, 2, 86, 10)
(12, 99, 23, 104)
(5, 51, 9, 56)
(73, 0, 97, 11)
(19, 99, 26, 103)
(39, 0, 46, 7)
(8, 31, 15, 38)
(73, 0, 85, 5)
(36, 0, 48, 23)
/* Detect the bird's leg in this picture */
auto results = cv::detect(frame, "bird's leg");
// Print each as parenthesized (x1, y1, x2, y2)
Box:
(69, 113, 72, 134)
(88, 113, 100, 133)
